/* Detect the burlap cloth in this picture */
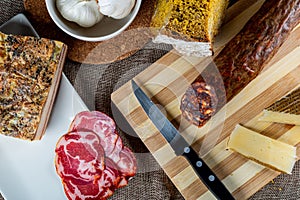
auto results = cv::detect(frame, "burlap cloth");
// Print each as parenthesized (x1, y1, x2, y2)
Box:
(0, 1, 299, 200)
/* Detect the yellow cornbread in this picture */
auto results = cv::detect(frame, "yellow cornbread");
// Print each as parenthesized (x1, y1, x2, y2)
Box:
(151, 0, 229, 56)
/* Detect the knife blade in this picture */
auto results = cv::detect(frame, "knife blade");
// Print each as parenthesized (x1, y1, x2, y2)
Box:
(131, 80, 234, 200)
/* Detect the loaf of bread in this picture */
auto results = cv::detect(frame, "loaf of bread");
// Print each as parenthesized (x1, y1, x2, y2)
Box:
(151, 0, 229, 57)
(0, 32, 67, 140)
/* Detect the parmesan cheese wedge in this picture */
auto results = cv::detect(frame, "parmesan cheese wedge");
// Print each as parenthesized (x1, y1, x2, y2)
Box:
(259, 87, 300, 125)
(227, 124, 297, 174)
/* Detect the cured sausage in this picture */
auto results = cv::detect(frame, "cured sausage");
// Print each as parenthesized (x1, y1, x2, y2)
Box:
(180, 0, 300, 127)
(55, 111, 137, 200)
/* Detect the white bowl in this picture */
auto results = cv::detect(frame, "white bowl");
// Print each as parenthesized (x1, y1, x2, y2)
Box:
(45, 0, 141, 42)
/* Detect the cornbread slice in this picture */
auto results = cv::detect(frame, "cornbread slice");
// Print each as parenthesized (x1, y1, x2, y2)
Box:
(0, 32, 67, 140)
(227, 124, 297, 174)
(259, 87, 300, 125)
(151, 0, 229, 57)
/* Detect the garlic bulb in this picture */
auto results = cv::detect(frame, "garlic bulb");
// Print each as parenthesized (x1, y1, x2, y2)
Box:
(98, 0, 136, 19)
(56, 0, 104, 27)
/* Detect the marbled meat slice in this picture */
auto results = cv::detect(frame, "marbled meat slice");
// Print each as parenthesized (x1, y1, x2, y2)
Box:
(69, 111, 118, 156)
(69, 111, 137, 188)
(55, 131, 105, 182)
(115, 146, 137, 187)
(55, 130, 122, 200)
(62, 158, 121, 200)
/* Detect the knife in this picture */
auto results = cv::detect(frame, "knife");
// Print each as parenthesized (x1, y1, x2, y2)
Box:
(131, 80, 234, 200)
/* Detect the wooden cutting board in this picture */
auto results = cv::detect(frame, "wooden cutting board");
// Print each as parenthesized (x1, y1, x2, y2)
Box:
(111, 0, 300, 199)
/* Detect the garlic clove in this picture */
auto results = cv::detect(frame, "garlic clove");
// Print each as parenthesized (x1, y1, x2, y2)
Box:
(98, 0, 136, 19)
(56, 0, 104, 28)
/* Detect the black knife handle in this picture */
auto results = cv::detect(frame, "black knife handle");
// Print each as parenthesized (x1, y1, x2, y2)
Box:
(182, 146, 235, 200)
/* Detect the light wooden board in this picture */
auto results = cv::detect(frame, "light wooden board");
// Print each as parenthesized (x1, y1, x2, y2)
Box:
(111, 0, 300, 199)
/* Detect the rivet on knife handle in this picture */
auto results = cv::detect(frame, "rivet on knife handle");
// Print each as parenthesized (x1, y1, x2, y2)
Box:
(183, 146, 234, 200)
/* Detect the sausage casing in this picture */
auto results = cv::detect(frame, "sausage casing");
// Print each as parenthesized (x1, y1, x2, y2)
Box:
(180, 0, 300, 127)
